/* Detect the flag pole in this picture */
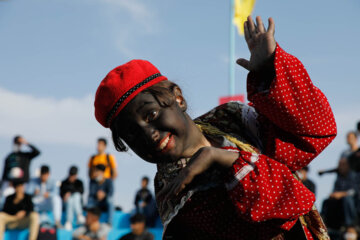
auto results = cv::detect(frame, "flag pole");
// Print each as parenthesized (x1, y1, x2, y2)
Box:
(229, 0, 235, 96)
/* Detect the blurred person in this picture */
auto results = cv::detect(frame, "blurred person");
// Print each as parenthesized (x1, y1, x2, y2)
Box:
(2, 136, 40, 183)
(27, 165, 62, 228)
(87, 164, 113, 225)
(347, 132, 360, 172)
(0, 180, 39, 240)
(134, 176, 157, 227)
(1, 136, 40, 205)
(342, 131, 359, 159)
(88, 138, 117, 180)
(321, 158, 360, 229)
(298, 166, 316, 196)
(134, 177, 152, 213)
(356, 121, 360, 137)
(0, 168, 22, 209)
(318, 131, 359, 176)
(72, 207, 110, 240)
(60, 166, 85, 230)
(119, 214, 154, 240)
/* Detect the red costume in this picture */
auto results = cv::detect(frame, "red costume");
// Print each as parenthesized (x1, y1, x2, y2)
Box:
(154, 44, 337, 240)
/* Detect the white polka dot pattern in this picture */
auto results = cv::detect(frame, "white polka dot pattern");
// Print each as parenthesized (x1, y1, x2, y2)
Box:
(247, 43, 337, 171)
(223, 44, 336, 234)
(225, 150, 315, 230)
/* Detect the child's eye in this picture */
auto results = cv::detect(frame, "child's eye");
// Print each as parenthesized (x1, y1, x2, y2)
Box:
(145, 110, 158, 122)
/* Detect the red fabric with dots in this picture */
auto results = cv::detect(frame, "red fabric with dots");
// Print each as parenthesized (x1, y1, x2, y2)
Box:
(226, 150, 315, 230)
(165, 44, 336, 240)
(247, 43, 337, 172)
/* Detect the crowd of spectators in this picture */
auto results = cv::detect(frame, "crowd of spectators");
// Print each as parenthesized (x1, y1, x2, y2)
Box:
(0, 136, 156, 240)
(1, 121, 359, 240)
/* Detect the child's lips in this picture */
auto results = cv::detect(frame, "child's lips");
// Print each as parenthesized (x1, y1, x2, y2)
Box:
(156, 133, 174, 153)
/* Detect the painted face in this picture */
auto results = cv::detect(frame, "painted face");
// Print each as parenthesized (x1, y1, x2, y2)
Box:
(116, 92, 195, 163)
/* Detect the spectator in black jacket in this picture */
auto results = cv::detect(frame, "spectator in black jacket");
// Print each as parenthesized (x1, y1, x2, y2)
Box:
(2, 136, 40, 183)
(60, 166, 85, 230)
(0, 180, 39, 240)
(1, 137, 40, 211)
(134, 177, 157, 227)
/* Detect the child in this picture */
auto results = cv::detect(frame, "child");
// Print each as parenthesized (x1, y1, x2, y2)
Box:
(94, 16, 336, 240)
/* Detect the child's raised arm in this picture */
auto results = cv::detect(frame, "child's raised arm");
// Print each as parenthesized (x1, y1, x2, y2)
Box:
(238, 16, 337, 171)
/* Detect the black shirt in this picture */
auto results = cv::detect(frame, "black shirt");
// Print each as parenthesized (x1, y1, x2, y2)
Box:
(134, 188, 153, 208)
(348, 148, 360, 172)
(60, 177, 84, 199)
(3, 193, 34, 215)
(2, 144, 40, 182)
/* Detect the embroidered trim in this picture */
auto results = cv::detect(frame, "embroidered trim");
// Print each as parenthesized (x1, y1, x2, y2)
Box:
(106, 73, 162, 126)
(226, 152, 260, 190)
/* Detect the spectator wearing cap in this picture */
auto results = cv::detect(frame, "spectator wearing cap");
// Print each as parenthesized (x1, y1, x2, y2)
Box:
(0, 180, 39, 240)
(27, 165, 62, 228)
(60, 166, 85, 230)
(119, 214, 154, 240)
(87, 164, 114, 225)
(72, 207, 110, 240)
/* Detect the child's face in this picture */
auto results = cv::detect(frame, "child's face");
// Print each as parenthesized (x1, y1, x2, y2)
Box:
(116, 91, 194, 163)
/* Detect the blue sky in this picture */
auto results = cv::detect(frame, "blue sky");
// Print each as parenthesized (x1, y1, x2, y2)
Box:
(0, 0, 359, 211)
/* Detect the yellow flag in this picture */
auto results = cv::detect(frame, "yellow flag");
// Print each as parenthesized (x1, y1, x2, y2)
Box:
(233, 0, 256, 35)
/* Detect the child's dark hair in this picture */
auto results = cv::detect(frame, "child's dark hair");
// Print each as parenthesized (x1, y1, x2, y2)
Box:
(40, 165, 50, 175)
(86, 207, 102, 218)
(110, 81, 179, 152)
(142, 176, 149, 183)
(97, 137, 107, 146)
(130, 213, 146, 224)
(13, 135, 22, 145)
(12, 180, 25, 188)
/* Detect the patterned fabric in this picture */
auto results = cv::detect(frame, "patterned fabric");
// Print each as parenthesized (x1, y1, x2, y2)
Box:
(154, 44, 336, 240)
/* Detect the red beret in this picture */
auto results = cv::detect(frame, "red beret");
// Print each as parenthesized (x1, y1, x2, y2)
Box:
(94, 60, 168, 128)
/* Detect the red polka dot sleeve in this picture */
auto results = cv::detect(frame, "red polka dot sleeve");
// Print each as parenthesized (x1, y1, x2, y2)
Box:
(247, 43, 337, 171)
(224, 150, 315, 230)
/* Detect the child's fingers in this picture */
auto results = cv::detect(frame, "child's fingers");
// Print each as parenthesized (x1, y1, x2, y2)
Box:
(256, 16, 265, 33)
(244, 21, 251, 42)
(236, 58, 251, 71)
(247, 15, 256, 36)
(267, 17, 275, 35)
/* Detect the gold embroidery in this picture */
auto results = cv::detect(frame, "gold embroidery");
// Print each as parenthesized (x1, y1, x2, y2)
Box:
(195, 121, 256, 154)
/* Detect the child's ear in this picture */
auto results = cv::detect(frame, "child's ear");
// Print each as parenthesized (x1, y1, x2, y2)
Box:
(173, 86, 187, 111)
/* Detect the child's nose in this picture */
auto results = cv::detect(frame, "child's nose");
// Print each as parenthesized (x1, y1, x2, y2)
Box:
(143, 126, 160, 144)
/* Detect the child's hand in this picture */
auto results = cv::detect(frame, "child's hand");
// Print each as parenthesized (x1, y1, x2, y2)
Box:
(158, 147, 239, 206)
(237, 16, 276, 72)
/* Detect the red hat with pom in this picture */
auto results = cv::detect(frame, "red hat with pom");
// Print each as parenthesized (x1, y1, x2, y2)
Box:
(94, 60, 167, 128)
